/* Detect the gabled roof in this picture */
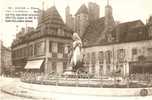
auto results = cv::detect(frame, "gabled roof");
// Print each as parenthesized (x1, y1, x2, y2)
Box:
(75, 4, 88, 15)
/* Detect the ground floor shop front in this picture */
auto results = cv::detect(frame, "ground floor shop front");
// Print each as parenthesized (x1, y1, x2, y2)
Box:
(23, 57, 68, 75)
(129, 61, 152, 74)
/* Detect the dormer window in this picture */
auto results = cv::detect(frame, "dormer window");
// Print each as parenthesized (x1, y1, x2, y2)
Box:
(57, 28, 64, 36)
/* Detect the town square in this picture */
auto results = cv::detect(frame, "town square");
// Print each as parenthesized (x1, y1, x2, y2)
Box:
(1, 0, 152, 100)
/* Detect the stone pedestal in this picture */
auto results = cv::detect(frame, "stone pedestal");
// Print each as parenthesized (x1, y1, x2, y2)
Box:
(63, 64, 75, 76)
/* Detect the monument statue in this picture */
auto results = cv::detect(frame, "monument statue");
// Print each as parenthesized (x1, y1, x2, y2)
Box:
(64, 33, 83, 75)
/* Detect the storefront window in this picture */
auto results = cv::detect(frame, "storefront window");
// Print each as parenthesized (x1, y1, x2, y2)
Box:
(117, 49, 125, 63)
(105, 50, 112, 64)
(91, 52, 96, 65)
(52, 62, 57, 73)
(92, 65, 95, 74)
(91, 52, 96, 74)
(99, 65, 103, 75)
(63, 62, 67, 72)
(86, 53, 90, 64)
(98, 51, 104, 64)
(52, 52, 57, 58)
(107, 65, 111, 75)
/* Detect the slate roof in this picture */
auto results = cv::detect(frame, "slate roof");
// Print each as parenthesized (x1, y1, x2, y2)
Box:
(38, 6, 65, 29)
(82, 17, 105, 46)
(116, 20, 144, 32)
(116, 20, 148, 42)
(41, 6, 72, 32)
(12, 6, 73, 47)
(83, 19, 149, 47)
(75, 4, 88, 15)
(118, 26, 148, 42)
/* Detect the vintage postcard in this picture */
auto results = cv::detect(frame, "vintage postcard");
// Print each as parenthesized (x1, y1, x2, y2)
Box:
(0, 0, 152, 100)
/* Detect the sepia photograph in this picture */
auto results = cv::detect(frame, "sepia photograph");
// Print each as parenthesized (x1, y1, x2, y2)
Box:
(0, 0, 152, 100)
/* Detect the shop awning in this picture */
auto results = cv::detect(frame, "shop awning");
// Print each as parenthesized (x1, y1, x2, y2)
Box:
(24, 60, 44, 69)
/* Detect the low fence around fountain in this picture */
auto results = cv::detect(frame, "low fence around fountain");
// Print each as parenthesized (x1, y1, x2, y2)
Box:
(20, 72, 152, 88)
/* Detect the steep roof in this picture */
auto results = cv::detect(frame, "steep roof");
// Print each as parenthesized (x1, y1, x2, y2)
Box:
(38, 6, 64, 28)
(12, 6, 73, 47)
(117, 20, 144, 30)
(116, 20, 147, 42)
(116, 26, 148, 43)
(82, 17, 105, 46)
(75, 4, 88, 15)
(83, 19, 149, 47)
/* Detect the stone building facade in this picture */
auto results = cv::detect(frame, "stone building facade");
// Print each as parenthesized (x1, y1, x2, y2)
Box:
(83, 39, 152, 76)
(11, 6, 73, 74)
(11, 2, 152, 77)
(82, 3, 152, 77)
(0, 40, 12, 75)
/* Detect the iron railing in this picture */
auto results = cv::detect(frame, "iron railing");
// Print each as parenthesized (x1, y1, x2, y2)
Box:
(20, 72, 152, 88)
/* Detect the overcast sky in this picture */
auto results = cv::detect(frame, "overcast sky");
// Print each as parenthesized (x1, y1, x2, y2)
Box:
(0, 0, 152, 47)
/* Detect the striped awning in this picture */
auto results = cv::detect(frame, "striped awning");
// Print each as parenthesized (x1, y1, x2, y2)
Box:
(24, 60, 43, 69)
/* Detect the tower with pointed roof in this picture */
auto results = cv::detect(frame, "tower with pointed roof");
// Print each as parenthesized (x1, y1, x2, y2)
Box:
(104, 0, 115, 42)
(65, 2, 100, 37)
(95, 1, 115, 43)
(65, 5, 70, 24)
(105, 0, 115, 31)
(88, 2, 100, 22)
(74, 4, 89, 37)
(65, 6, 74, 30)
